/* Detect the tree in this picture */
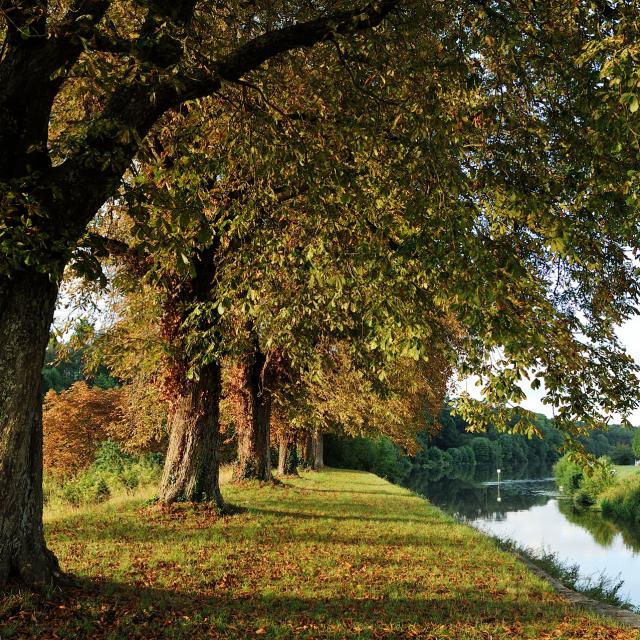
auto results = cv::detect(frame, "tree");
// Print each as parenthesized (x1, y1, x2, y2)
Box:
(43, 382, 123, 476)
(4, 0, 640, 588)
(0, 0, 402, 586)
(228, 342, 282, 482)
(277, 430, 300, 477)
(610, 444, 635, 466)
(299, 429, 325, 470)
(633, 429, 640, 460)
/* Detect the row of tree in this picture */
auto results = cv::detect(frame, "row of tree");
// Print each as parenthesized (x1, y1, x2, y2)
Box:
(40, 330, 448, 480)
(3, 0, 640, 588)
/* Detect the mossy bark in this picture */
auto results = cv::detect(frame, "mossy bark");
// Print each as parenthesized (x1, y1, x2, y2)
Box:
(234, 348, 274, 482)
(0, 271, 63, 586)
(158, 361, 224, 507)
(278, 432, 299, 476)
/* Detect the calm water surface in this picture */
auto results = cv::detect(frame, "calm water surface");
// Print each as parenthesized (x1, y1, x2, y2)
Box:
(412, 475, 640, 608)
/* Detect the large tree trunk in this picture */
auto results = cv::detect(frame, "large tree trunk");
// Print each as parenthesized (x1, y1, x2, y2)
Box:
(158, 361, 224, 507)
(0, 271, 62, 587)
(277, 432, 299, 476)
(233, 348, 274, 482)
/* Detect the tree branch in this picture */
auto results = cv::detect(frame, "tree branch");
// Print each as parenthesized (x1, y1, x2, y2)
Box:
(179, 0, 400, 102)
(50, 0, 400, 242)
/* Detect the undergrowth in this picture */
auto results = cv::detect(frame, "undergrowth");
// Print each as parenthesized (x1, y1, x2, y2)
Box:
(43, 440, 162, 509)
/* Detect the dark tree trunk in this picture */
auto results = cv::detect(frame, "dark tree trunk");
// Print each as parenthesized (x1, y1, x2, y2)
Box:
(312, 429, 324, 469)
(233, 347, 274, 482)
(299, 430, 324, 469)
(0, 271, 63, 587)
(278, 432, 299, 476)
(299, 432, 313, 468)
(158, 361, 224, 507)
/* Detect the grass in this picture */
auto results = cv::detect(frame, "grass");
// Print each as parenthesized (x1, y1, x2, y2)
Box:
(2, 468, 639, 639)
(613, 465, 640, 480)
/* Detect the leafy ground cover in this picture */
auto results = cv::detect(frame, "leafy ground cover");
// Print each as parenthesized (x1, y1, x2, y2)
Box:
(1, 469, 637, 639)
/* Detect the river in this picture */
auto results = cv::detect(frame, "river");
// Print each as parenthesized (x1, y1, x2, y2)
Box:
(407, 472, 640, 609)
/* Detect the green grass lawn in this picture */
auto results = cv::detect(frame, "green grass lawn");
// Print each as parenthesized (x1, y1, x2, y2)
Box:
(613, 465, 640, 480)
(2, 468, 637, 639)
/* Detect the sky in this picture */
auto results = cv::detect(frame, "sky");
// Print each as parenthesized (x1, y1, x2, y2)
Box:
(462, 316, 640, 426)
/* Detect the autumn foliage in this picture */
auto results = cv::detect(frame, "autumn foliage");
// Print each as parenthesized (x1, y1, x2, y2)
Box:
(43, 382, 123, 476)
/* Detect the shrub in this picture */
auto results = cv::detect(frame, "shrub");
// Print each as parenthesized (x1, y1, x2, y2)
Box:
(323, 435, 411, 483)
(555, 455, 615, 508)
(60, 472, 112, 507)
(48, 441, 163, 507)
(93, 439, 133, 472)
(601, 476, 640, 525)
(579, 460, 616, 504)
(43, 382, 123, 476)
(554, 455, 583, 494)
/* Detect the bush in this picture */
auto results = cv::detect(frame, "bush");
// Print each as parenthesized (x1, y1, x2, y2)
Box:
(555, 455, 615, 508)
(60, 473, 112, 507)
(46, 441, 163, 507)
(579, 460, 616, 505)
(601, 476, 640, 525)
(324, 435, 411, 483)
(554, 455, 583, 494)
(93, 439, 133, 472)
(43, 382, 124, 476)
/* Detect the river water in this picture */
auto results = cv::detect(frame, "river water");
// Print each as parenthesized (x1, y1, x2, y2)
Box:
(409, 474, 640, 609)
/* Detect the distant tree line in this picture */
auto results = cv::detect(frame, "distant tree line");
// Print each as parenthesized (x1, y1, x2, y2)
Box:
(326, 406, 639, 485)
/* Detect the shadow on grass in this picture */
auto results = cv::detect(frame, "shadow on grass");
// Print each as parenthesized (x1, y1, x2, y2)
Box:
(47, 515, 458, 550)
(46, 512, 457, 552)
(295, 487, 406, 497)
(1, 574, 570, 640)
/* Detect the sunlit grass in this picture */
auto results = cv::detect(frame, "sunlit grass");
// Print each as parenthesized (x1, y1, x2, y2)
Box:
(3, 469, 638, 639)
(613, 465, 640, 480)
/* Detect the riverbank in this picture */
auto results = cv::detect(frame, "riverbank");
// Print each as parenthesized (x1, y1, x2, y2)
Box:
(1, 468, 637, 639)
(555, 456, 640, 529)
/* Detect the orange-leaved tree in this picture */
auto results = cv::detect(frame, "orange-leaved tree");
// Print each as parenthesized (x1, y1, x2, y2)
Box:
(43, 382, 123, 477)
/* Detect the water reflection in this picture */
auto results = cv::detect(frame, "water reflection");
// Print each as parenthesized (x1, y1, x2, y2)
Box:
(406, 468, 640, 608)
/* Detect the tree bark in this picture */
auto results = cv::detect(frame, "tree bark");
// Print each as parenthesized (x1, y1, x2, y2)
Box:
(277, 432, 299, 476)
(233, 348, 274, 481)
(158, 361, 224, 507)
(312, 429, 324, 469)
(299, 432, 313, 468)
(299, 430, 324, 469)
(0, 271, 63, 586)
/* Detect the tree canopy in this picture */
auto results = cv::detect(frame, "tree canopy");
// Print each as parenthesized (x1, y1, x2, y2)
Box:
(3, 0, 640, 587)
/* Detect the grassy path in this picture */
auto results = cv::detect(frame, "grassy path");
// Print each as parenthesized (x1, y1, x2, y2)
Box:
(2, 468, 637, 639)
